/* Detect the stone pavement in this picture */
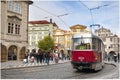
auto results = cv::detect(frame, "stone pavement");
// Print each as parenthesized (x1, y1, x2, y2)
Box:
(1, 60, 70, 69)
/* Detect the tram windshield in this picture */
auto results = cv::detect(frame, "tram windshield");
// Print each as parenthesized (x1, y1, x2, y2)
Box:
(72, 38, 91, 50)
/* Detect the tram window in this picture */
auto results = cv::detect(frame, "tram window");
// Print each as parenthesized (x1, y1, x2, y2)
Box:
(92, 44, 96, 49)
(73, 38, 91, 50)
(75, 43, 90, 50)
(86, 43, 91, 49)
(92, 38, 97, 50)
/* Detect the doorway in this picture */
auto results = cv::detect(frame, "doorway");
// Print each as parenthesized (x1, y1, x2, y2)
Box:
(8, 45, 17, 60)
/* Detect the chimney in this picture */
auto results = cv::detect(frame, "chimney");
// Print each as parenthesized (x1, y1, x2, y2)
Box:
(50, 18, 52, 23)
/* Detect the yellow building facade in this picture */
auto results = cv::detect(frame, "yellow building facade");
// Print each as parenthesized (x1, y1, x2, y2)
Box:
(53, 24, 88, 54)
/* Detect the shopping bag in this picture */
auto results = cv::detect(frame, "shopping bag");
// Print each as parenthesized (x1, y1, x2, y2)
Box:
(23, 59, 27, 63)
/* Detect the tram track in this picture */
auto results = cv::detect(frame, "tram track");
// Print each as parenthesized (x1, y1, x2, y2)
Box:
(1, 62, 117, 79)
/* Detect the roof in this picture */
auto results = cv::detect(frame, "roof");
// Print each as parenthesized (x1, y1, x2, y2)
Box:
(28, 20, 50, 24)
(26, 0, 33, 4)
(70, 24, 87, 29)
(53, 22, 58, 26)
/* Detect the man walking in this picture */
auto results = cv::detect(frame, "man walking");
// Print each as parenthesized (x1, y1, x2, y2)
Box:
(46, 51, 50, 65)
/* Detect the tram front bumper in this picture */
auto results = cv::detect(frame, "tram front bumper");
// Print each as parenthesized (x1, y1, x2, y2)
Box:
(71, 61, 95, 69)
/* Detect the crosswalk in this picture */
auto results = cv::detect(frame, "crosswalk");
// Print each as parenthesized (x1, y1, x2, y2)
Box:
(1, 60, 70, 69)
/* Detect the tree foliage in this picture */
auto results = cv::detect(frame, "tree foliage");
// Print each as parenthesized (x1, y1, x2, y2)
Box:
(38, 35, 55, 51)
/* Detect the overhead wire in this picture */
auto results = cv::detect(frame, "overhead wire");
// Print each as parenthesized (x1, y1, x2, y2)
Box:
(78, 0, 95, 31)
(31, 4, 70, 29)
(29, 5, 46, 20)
(78, 0, 94, 25)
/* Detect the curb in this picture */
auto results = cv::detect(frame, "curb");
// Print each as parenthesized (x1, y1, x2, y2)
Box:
(104, 62, 117, 67)
(1, 61, 70, 70)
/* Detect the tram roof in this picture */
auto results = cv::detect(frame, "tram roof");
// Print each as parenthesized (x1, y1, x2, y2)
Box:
(72, 33, 100, 39)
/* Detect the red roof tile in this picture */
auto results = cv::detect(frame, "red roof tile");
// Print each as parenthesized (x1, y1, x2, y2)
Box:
(28, 20, 50, 24)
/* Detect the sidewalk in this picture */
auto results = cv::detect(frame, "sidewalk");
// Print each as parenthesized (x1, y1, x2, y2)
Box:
(104, 60, 119, 67)
(1, 60, 70, 69)
(103, 61, 119, 79)
(1, 60, 119, 70)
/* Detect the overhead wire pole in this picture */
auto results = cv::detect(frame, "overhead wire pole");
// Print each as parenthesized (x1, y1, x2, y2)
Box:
(79, 0, 109, 33)
(78, 0, 94, 33)
(57, 14, 69, 29)
(78, 1, 94, 32)
(78, 0, 94, 24)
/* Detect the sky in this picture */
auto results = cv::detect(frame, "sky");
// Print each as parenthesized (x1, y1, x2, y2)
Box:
(29, 0, 119, 36)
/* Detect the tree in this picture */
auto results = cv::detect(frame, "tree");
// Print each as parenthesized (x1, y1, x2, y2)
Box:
(38, 35, 55, 51)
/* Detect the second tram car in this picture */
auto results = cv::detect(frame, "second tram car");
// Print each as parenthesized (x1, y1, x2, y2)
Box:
(71, 33, 105, 71)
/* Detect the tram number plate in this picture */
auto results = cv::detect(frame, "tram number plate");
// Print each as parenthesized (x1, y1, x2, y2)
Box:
(78, 66, 82, 70)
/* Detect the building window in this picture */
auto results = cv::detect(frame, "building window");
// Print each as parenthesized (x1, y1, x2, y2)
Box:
(32, 36, 35, 40)
(11, 24, 14, 33)
(8, 1, 14, 11)
(80, 29, 83, 32)
(104, 45, 106, 48)
(18, 25, 20, 34)
(15, 24, 20, 34)
(110, 38, 112, 42)
(8, 23, 20, 34)
(102, 38, 106, 41)
(15, 3, 21, 13)
(106, 34, 108, 37)
(15, 24, 18, 34)
(8, 23, 11, 33)
(8, 1, 21, 14)
(32, 28, 35, 30)
(32, 42, 35, 46)
(73, 29, 76, 32)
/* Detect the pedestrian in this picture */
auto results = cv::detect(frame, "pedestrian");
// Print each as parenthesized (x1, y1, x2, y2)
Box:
(50, 52, 53, 61)
(61, 50, 65, 60)
(108, 55, 110, 62)
(38, 49, 43, 64)
(23, 49, 29, 63)
(114, 54, 117, 62)
(104, 52, 108, 61)
(30, 49, 36, 63)
(46, 51, 50, 65)
(118, 53, 119, 62)
(36, 50, 40, 63)
(55, 51, 58, 63)
(42, 51, 46, 64)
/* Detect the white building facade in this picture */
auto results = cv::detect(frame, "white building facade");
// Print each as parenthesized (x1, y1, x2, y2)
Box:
(28, 20, 58, 52)
(95, 27, 119, 56)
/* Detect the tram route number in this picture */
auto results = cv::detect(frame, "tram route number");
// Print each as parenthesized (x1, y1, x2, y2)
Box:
(78, 57, 84, 61)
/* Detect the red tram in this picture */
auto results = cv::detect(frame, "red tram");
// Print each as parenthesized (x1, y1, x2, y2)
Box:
(71, 33, 105, 71)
